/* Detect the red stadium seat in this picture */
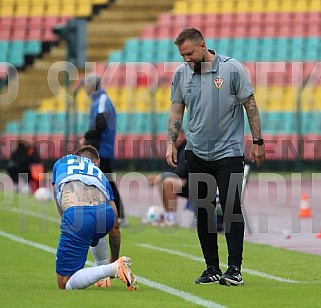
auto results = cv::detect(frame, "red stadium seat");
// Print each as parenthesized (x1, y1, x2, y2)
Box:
(28, 17, 43, 29)
(0, 29, 10, 40)
(220, 13, 234, 27)
(174, 14, 188, 27)
(0, 17, 12, 30)
(157, 13, 172, 26)
(189, 13, 203, 26)
(249, 13, 263, 26)
(248, 25, 261, 37)
(204, 13, 218, 27)
(263, 25, 277, 37)
(12, 28, 27, 40)
(233, 26, 248, 38)
(26, 28, 42, 40)
(235, 13, 248, 27)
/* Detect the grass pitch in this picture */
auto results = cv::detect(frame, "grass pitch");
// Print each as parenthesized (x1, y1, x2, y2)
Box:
(0, 191, 320, 308)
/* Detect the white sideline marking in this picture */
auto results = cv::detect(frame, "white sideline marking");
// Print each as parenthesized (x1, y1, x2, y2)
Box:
(138, 243, 300, 284)
(0, 229, 225, 308)
(8, 207, 60, 224)
(4, 208, 300, 285)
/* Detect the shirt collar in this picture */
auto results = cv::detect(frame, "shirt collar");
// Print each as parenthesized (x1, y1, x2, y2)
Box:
(208, 49, 220, 73)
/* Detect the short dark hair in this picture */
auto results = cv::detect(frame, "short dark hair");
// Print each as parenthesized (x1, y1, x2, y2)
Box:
(174, 28, 204, 46)
(85, 74, 101, 90)
(74, 145, 100, 161)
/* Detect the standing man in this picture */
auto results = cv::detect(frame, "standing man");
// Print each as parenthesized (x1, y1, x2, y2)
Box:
(80, 74, 127, 226)
(166, 28, 265, 286)
(52, 145, 136, 290)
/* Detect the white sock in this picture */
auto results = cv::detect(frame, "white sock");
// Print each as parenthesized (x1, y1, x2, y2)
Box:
(165, 212, 176, 222)
(90, 238, 109, 266)
(65, 262, 118, 290)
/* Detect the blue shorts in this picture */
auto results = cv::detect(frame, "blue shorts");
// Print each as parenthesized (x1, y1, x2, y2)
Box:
(56, 204, 115, 276)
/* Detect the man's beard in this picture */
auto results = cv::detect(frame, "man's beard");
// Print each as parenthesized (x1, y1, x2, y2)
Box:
(188, 55, 205, 73)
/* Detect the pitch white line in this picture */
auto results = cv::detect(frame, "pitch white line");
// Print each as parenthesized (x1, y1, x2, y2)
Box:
(7, 207, 60, 224)
(137, 243, 300, 284)
(0, 229, 225, 308)
(3, 208, 300, 285)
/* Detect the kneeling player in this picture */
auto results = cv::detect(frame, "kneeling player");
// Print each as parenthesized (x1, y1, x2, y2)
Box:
(52, 145, 136, 290)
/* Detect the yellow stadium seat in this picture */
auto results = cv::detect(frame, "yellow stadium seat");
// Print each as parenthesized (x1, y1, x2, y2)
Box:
(61, 4, 75, 16)
(77, 101, 90, 113)
(1, 5, 14, 16)
(173, 1, 188, 14)
(75, 4, 92, 17)
(14, 5, 30, 17)
(45, 4, 60, 16)
(18, 0, 31, 5)
(38, 98, 56, 112)
(189, 1, 204, 14)
(250, 0, 265, 13)
(308, 0, 321, 11)
(236, 0, 253, 13)
(30, 5, 45, 16)
(265, 0, 279, 13)
(91, 0, 108, 4)
(294, 0, 308, 12)
(1, 0, 14, 5)
(220, 0, 237, 13)
(123, 89, 136, 112)
(31, 0, 46, 4)
(279, 0, 292, 12)
(205, 0, 218, 13)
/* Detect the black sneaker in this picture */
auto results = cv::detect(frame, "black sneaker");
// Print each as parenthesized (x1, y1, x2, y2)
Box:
(194, 266, 222, 284)
(219, 265, 244, 286)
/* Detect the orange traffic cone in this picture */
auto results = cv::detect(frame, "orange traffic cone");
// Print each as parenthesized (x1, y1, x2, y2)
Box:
(298, 193, 312, 218)
(316, 230, 321, 239)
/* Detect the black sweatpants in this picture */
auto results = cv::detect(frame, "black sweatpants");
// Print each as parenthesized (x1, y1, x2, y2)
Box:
(99, 158, 125, 219)
(185, 150, 245, 269)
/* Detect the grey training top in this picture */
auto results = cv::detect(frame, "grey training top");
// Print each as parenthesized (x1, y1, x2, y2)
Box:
(170, 50, 254, 161)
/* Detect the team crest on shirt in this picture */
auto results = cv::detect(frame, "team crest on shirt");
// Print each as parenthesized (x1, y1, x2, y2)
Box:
(214, 76, 224, 90)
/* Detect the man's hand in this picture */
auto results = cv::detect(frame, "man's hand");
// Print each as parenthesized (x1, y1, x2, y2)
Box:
(251, 144, 265, 167)
(79, 137, 85, 147)
(166, 142, 178, 168)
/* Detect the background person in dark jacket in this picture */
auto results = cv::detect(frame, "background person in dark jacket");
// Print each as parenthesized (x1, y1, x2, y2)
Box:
(7, 141, 41, 192)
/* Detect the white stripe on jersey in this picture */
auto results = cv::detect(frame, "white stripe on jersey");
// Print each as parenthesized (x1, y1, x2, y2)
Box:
(98, 94, 107, 113)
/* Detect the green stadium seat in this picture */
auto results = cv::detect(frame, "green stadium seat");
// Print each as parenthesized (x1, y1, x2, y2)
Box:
(7, 41, 25, 67)
(0, 41, 9, 62)
(5, 121, 22, 134)
(25, 41, 42, 56)
(35, 113, 52, 134)
(108, 51, 122, 63)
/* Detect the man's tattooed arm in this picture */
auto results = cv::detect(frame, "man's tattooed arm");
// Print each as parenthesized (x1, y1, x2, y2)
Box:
(108, 200, 121, 262)
(243, 94, 262, 140)
(167, 103, 185, 144)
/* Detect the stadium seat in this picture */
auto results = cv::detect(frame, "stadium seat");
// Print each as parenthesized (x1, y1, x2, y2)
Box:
(5, 121, 22, 135)
(76, 3, 93, 16)
(7, 41, 25, 67)
(172, 1, 188, 14)
(29, 5, 45, 16)
(157, 12, 172, 26)
(25, 41, 42, 56)
(0, 41, 9, 62)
